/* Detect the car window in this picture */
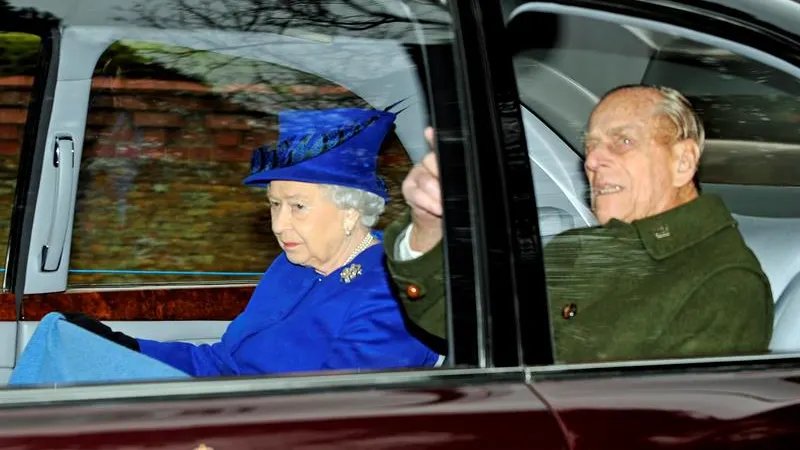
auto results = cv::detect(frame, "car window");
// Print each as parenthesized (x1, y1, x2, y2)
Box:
(67, 40, 412, 287)
(508, 8, 800, 365)
(7, 0, 475, 389)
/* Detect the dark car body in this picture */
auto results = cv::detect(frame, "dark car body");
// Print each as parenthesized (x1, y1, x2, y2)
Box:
(0, 0, 799, 448)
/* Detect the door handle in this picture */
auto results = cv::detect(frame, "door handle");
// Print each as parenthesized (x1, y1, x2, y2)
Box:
(41, 135, 75, 272)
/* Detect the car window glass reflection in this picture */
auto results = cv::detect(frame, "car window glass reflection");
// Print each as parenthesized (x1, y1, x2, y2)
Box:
(4, 0, 459, 387)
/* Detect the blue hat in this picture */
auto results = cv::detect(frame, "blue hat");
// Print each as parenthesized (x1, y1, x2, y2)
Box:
(243, 107, 397, 201)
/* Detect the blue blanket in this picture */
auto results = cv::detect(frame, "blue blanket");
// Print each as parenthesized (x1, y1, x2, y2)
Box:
(9, 313, 190, 386)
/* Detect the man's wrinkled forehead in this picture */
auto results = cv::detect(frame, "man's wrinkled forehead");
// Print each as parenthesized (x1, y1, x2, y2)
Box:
(588, 88, 662, 130)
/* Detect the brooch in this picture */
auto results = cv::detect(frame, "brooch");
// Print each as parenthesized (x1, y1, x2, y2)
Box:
(340, 263, 362, 283)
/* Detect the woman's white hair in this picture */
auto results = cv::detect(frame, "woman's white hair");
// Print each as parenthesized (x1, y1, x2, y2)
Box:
(322, 184, 386, 228)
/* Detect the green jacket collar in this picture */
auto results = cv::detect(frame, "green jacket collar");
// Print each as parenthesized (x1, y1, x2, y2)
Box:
(605, 194, 736, 261)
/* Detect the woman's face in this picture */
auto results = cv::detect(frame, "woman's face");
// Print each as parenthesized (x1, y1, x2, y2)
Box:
(268, 180, 358, 274)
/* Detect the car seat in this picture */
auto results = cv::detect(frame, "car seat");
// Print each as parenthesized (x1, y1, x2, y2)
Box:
(733, 213, 800, 351)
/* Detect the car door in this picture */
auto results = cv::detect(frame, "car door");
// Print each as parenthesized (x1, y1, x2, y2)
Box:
(0, 372, 566, 449)
(491, 0, 800, 447)
(0, 2, 568, 448)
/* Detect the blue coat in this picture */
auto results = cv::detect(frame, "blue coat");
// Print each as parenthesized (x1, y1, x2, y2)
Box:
(137, 236, 440, 377)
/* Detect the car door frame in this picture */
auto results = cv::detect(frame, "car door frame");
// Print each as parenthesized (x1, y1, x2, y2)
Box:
(444, 0, 554, 368)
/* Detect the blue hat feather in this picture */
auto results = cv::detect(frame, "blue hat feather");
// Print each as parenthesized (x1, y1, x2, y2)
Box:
(243, 107, 398, 201)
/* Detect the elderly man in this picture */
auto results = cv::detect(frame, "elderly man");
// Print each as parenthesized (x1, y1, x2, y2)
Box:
(385, 85, 773, 363)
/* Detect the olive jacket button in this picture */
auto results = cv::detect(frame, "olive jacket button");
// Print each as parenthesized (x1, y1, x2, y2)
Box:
(562, 303, 577, 319)
(406, 284, 422, 300)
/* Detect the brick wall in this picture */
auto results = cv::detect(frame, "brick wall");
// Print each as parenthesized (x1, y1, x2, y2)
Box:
(0, 76, 413, 286)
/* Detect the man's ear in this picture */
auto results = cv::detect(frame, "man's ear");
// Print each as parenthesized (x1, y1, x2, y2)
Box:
(672, 139, 700, 187)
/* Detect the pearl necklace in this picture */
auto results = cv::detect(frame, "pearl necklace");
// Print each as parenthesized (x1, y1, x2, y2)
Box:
(344, 232, 374, 266)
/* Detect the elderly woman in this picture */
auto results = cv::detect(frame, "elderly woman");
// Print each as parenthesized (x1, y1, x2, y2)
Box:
(57, 106, 441, 378)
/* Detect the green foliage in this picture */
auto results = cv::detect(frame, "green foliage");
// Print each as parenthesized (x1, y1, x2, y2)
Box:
(95, 42, 203, 82)
(0, 32, 40, 77)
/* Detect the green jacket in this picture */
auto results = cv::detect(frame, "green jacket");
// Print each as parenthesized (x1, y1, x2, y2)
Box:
(383, 194, 773, 363)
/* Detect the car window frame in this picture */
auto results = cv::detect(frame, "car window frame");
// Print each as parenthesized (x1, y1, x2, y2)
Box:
(3, 25, 60, 311)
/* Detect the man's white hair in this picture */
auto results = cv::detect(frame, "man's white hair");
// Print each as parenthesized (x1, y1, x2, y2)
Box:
(652, 85, 706, 154)
(322, 184, 386, 227)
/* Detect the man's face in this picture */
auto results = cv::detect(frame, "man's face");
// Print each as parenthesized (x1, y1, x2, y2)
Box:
(583, 89, 690, 225)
